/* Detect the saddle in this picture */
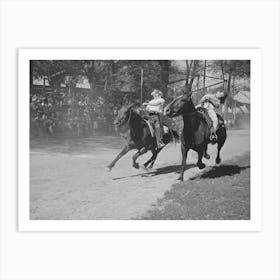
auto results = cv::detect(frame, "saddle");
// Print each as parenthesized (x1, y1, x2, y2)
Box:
(144, 120, 169, 137)
(138, 108, 175, 137)
(196, 106, 224, 130)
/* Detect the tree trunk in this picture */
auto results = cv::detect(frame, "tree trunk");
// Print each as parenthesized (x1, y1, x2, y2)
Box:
(221, 60, 225, 91)
(159, 61, 170, 98)
(185, 60, 199, 96)
(185, 60, 190, 89)
(220, 60, 226, 118)
(30, 61, 33, 89)
(224, 69, 233, 122)
(194, 75, 200, 104)
(203, 60, 207, 94)
(86, 60, 96, 96)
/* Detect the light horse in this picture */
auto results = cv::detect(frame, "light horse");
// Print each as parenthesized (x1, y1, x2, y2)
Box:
(106, 103, 179, 171)
(164, 94, 227, 181)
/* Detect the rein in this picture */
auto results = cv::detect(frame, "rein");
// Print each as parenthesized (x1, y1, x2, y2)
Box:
(127, 107, 133, 124)
(181, 110, 198, 117)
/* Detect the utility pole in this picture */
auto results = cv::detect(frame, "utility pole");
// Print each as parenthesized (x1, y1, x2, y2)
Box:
(140, 68, 144, 103)
(203, 60, 206, 94)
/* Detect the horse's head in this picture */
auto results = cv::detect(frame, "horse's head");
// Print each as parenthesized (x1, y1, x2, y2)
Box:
(164, 94, 194, 117)
(114, 103, 137, 128)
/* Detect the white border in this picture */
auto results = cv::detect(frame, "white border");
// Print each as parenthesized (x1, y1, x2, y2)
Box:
(18, 49, 262, 231)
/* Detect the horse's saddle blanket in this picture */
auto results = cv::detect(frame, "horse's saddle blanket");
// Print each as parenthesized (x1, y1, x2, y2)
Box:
(145, 120, 169, 137)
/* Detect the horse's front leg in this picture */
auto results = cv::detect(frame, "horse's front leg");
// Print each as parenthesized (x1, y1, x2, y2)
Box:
(216, 127, 226, 164)
(178, 143, 188, 181)
(132, 147, 147, 169)
(204, 145, 210, 159)
(197, 145, 206, 169)
(106, 144, 132, 171)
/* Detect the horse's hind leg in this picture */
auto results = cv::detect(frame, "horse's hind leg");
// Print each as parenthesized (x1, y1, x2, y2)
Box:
(178, 144, 188, 181)
(144, 147, 163, 169)
(197, 146, 206, 169)
(216, 128, 226, 164)
(216, 141, 224, 164)
(204, 145, 210, 160)
(143, 150, 157, 169)
(132, 147, 147, 169)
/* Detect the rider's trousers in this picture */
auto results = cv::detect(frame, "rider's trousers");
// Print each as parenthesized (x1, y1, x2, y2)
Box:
(149, 113, 163, 145)
(203, 102, 218, 131)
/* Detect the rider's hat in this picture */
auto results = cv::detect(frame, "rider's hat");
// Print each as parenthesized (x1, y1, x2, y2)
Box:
(151, 89, 163, 97)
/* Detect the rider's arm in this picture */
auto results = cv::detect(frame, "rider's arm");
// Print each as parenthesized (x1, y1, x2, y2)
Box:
(148, 98, 165, 106)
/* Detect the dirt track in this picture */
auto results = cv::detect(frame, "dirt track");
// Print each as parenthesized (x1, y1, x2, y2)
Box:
(30, 129, 250, 220)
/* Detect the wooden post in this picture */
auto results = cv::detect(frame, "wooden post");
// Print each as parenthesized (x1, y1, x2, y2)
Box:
(233, 100, 236, 125)
(140, 68, 144, 103)
(224, 72, 232, 123)
(232, 76, 236, 124)
(203, 60, 206, 94)
(195, 75, 200, 104)
(43, 77, 46, 95)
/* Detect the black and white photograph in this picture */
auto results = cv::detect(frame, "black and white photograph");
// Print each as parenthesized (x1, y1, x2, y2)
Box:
(2, 0, 280, 279)
(17, 48, 261, 231)
(28, 56, 251, 221)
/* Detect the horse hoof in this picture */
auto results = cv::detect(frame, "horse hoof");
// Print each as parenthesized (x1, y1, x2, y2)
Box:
(204, 153, 210, 160)
(198, 163, 206, 169)
(216, 158, 221, 164)
(105, 167, 112, 172)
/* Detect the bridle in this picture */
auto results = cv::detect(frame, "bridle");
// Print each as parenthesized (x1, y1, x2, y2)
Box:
(168, 96, 197, 117)
(117, 106, 133, 127)
(127, 107, 133, 124)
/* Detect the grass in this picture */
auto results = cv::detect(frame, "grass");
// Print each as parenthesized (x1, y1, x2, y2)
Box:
(142, 152, 250, 220)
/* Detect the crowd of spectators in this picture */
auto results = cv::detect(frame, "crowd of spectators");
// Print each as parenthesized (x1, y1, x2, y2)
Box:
(30, 88, 121, 138)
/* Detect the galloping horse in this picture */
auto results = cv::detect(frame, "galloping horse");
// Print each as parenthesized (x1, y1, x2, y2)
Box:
(164, 93, 227, 181)
(106, 103, 179, 171)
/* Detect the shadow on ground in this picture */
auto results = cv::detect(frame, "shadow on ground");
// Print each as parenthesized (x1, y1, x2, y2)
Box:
(112, 164, 196, 181)
(190, 164, 250, 180)
(113, 163, 250, 181)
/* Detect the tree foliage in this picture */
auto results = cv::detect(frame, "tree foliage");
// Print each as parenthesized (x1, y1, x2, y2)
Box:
(30, 59, 250, 138)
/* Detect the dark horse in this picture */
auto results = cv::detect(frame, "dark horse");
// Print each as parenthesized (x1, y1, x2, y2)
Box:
(106, 103, 179, 171)
(164, 94, 227, 181)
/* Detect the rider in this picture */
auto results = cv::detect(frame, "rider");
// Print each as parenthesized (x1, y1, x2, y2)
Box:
(198, 91, 226, 142)
(143, 89, 165, 148)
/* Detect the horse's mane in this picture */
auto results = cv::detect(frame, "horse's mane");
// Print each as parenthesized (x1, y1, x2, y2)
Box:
(168, 95, 183, 106)
(127, 106, 149, 138)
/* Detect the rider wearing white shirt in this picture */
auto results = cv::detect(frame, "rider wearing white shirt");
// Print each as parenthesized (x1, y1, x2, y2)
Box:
(146, 96, 165, 113)
(143, 89, 165, 148)
(198, 91, 226, 141)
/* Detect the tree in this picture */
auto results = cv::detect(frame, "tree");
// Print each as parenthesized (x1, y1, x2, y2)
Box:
(30, 60, 83, 89)
(158, 60, 170, 97)
(185, 60, 200, 95)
